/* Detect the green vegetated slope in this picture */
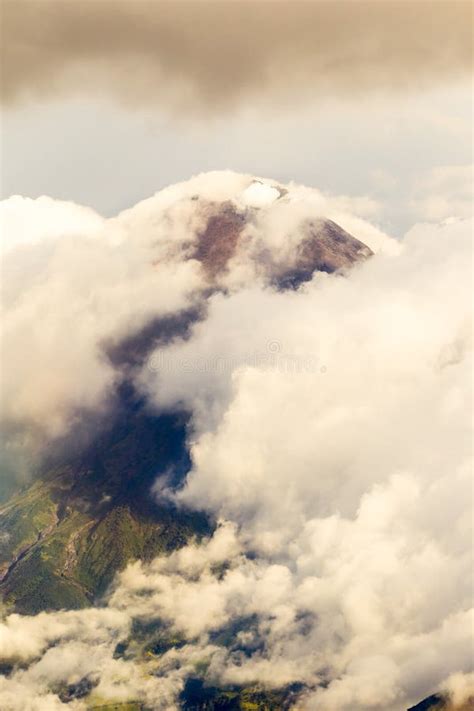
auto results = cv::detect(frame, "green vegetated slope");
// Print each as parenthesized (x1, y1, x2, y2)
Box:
(0, 406, 209, 614)
(84, 685, 296, 711)
(0, 395, 292, 709)
(179, 680, 301, 710)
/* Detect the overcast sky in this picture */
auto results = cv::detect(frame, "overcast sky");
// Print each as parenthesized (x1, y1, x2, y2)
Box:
(1, 0, 472, 236)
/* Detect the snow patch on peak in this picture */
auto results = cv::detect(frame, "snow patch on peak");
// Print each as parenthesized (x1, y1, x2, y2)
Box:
(242, 181, 281, 208)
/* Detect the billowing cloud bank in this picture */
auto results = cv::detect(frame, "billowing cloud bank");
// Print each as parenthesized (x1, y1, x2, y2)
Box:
(0, 171, 394, 449)
(2, 0, 472, 111)
(0, 173, 472, 709)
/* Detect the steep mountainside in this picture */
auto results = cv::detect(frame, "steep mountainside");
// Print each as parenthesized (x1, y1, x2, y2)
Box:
(408, 695, 474, 711)
(0, 392, 209, 614)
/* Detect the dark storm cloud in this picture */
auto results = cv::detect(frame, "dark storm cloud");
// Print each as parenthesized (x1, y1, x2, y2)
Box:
(1, 0, 472, 111)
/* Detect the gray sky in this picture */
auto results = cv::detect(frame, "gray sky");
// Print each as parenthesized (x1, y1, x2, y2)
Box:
(1, 0, 472, 236)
